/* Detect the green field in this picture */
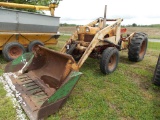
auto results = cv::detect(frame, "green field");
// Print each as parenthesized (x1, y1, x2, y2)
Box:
(0, 35, 160, 120)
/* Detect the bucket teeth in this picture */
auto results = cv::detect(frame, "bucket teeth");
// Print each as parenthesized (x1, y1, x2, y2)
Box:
(26, 85, 40, 91)
(24, 82, 37, 87)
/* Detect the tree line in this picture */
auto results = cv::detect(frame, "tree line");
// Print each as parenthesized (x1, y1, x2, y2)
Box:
(0, 0, 52, 5)
(125, 23, 160, 27)
(60, 23, 160, 27)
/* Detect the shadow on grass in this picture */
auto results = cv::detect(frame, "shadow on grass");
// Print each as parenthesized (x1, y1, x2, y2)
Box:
(80, 57, 114, 82)
(119, 53, 138, 66)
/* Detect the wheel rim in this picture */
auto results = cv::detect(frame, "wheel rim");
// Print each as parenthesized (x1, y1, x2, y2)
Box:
(108, 53, 116, 71)
(32, 44, 39, 52)
(139, 40, 147, 58)
(9, 46, 23, 59)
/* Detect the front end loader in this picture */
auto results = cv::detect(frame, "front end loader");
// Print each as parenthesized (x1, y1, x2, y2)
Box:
(2, 46, 82, 120)
(61, 17, 148, 74)
(1, 5, 148, 120)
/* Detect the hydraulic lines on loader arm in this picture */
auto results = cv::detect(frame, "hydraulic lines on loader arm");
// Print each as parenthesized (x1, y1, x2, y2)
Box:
(78, 18, 123, 68)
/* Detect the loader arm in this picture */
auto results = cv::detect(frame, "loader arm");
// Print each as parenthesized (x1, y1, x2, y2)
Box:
(61, 18, 104, 53)
(77, 18, 123, 68)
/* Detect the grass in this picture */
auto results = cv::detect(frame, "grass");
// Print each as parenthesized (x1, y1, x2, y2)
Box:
(126, 27, 160, 39)
(0, 35, 160, 120)
(148, 42, 160, 51)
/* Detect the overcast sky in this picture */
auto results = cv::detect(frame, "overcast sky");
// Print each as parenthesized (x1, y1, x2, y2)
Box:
(52, 0, 160, 25)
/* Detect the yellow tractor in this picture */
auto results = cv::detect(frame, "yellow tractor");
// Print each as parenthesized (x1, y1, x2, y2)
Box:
(61, 6, 148, 74)
(1, 5, 148, 120)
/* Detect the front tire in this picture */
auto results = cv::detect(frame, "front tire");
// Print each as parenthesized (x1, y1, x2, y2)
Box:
(128, 32, 148, 62)
(100, 47, 119, 74)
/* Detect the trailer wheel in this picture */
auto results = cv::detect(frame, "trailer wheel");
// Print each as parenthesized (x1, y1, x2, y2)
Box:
(128, 32, 148, 62)
(152, 55, 160, 86)
(100, 47, 119, 74)
(2, 42, 26, 61)
(28, 40, 44, 52)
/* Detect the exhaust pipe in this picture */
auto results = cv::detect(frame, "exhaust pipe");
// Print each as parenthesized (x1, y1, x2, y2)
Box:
(103, 5, 107, 28)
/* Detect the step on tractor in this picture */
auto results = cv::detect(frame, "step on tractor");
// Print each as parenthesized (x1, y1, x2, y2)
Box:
(152, 54, 160, 86)
(1, 5, 148, 120)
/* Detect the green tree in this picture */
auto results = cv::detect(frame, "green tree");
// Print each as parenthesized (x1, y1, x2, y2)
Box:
(0, 0, 52, 6)
(132, 23, 137, 27)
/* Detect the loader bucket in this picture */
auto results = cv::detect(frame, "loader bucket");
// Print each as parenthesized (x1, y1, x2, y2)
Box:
(3, 46, 82, 120)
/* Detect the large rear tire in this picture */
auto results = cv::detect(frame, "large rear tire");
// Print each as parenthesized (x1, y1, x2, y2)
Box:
(28, 40, 44, 52)
(2, 42, 26, 61)
(128, 32, 148, 62)
(152, 55, 160, 86)
(100, 47, 119, 74)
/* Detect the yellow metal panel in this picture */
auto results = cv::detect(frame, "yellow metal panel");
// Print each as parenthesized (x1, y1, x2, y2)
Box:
(0, 33, 58, 50)
(77, 26, 100, 35)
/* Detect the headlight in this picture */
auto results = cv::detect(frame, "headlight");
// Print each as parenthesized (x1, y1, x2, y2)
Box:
(85, 27, 90, 32)
(76, 26, 80, 31)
